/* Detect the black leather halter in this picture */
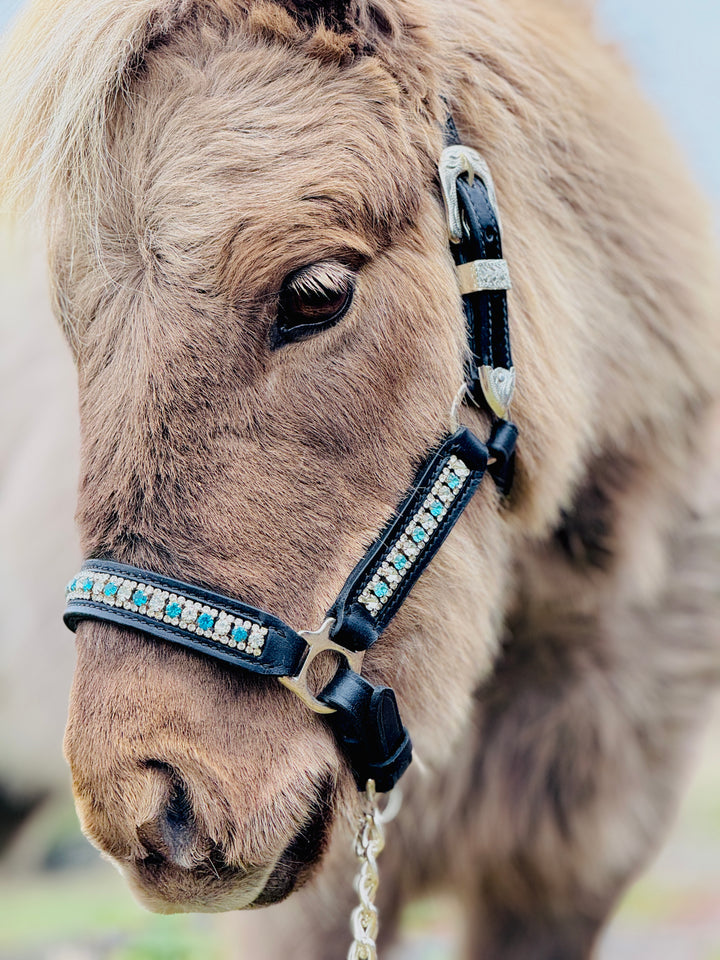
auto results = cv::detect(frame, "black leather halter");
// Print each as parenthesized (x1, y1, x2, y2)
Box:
(64, 120, 517, 794)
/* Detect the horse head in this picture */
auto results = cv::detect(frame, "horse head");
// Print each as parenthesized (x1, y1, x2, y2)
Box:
(1, 0, 516, 911)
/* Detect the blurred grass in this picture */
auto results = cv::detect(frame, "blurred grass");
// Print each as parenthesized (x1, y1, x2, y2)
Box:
(0, 869, 226, 960)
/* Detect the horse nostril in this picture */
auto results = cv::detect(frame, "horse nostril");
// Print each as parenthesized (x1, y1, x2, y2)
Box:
(136, 769, 208, 869)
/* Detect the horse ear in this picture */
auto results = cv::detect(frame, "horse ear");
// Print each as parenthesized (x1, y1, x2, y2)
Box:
(357, 2, 395, 39)
(288, 0, 351, 22)
(283, 1, 397, 39)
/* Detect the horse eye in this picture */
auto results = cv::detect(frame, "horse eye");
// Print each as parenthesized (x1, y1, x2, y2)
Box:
(274, 262, 354, 346)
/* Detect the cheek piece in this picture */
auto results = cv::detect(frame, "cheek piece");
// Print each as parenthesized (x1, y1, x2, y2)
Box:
(63, 119, 518, 795)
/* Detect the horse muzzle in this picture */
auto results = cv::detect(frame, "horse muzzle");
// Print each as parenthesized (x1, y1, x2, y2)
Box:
(64, 619, 340, 912)
(83, 761, 336, 913)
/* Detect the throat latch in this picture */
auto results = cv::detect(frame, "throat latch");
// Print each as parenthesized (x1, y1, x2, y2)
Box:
(439, 139, 515, 420)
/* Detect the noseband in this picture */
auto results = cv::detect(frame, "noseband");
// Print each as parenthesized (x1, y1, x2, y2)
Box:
(64, 120, 517, 794)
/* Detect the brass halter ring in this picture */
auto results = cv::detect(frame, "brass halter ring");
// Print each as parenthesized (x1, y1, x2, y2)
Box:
(279, 617, 365, 714)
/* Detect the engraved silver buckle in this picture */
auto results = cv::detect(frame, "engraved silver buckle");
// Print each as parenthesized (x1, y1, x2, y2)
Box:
(279, 617, 365, 714)
(438, 144, 504, 244)
(439, 146, 514, 418)
(455, 258, 512, 296)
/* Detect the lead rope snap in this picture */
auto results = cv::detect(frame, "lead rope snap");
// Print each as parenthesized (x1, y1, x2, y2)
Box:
(348, 780, 402, 960)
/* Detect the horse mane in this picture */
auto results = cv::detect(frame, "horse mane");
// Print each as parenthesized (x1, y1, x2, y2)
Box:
(1, 0, 179, 217)
(0, 0, 422, 224)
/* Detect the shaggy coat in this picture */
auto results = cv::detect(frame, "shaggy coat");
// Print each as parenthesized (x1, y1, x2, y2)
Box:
(1, 0, 719, 955)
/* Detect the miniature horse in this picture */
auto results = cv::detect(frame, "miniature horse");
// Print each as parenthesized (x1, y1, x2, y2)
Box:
(1, 0, 719, 956)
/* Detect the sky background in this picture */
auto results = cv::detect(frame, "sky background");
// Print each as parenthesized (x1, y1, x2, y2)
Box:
(0, 0, 718, 206)
(597, 0, 719, 208)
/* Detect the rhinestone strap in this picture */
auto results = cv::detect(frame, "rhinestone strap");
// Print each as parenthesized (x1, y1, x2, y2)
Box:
(357, 454, 471, 617)
(66, 567, 268, 656)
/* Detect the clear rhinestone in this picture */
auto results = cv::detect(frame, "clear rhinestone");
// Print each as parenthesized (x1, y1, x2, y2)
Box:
(181, 603, 198, 624)
(117, 581, 133, 602)
(92, 575, 108, 597)
(148, 592, 166, 615)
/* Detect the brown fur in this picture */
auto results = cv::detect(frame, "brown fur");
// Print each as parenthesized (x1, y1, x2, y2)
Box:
(1, 0, 719, 953)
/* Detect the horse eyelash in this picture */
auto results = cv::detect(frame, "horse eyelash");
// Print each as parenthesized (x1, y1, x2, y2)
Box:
(287, 262, 354, 299)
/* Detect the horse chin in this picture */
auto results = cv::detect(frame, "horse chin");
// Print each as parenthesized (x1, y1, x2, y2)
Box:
(122, 777, 334, 914)
(124, 861, 276, 915)
(249, 781, 335, 907)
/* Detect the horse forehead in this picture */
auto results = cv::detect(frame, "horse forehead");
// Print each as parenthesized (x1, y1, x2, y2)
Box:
(115, 30, 424, 221)
(128, 27, 411, 163)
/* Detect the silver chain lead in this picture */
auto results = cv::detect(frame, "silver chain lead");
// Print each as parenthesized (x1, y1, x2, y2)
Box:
(347, 780, 402, 960)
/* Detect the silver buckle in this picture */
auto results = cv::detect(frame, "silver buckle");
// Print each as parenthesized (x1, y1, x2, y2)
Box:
(438, 145, 504, 244)
(279, 617, 365, 714)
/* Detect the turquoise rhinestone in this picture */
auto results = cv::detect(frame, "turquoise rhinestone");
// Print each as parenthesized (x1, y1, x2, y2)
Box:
(393, 554, 408, 571)
(447, 473, 460, 490)
(232, 625, 249, 643)
(103, 583, 118, 597)
(373, 582, 389, 599)
(166, 602, 182, 618)
(412, 527, 426, 543)
(132, 590, 148, 607)
(430, 501, 443, 517)
(82, 577, 93, 591)
(197, 613, 214, 631)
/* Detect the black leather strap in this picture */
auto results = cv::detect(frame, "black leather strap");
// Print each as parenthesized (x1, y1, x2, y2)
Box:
(64, 560, 308, 677)
(328, 427, 488, 650)
(487, 419, 519, 498)
(454, 176, 512, 393)
(444, 112, 462, 148)
(443, 114, 517, 494)
(443, 114, 512, 398)
(320, 669, 412, 792)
